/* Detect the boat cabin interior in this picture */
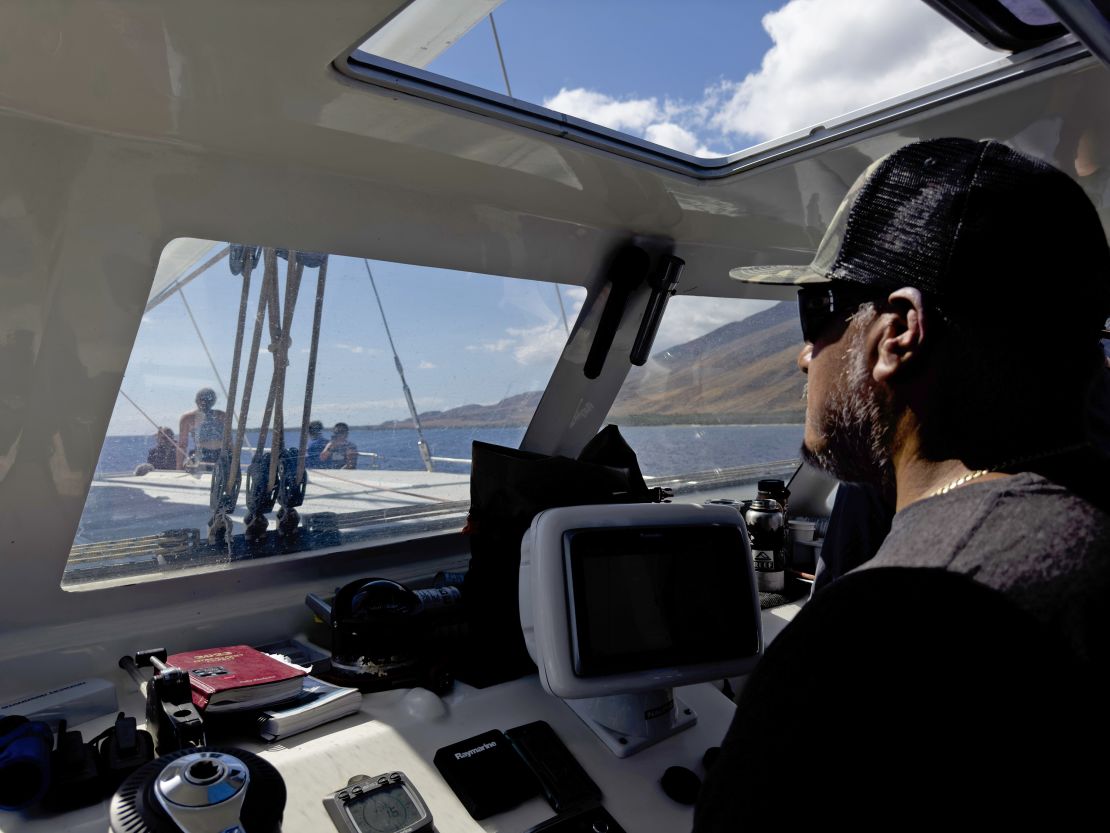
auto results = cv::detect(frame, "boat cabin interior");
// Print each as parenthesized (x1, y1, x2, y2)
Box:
(1, 1, 1108, 831)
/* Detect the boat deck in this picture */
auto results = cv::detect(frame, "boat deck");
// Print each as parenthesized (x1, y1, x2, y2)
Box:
(66, 468, 472, 583)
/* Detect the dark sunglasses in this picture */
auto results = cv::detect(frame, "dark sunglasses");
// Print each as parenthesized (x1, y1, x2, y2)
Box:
(797, 284, 881, 343)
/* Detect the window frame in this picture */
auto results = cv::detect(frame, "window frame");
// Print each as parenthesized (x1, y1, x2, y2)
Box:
(334, 30, 1086, 180)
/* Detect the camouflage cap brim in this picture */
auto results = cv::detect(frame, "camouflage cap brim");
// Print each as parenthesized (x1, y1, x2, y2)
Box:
(728, 264, 832, 285)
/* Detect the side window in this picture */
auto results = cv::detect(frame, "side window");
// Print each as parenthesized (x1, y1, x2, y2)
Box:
(66, 240, 574, 587)
(605, 295, 805, 495)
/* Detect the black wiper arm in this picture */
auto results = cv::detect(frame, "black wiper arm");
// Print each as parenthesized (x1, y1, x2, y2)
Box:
(630, 254, 684, 367)
(584, 245, 651, 379)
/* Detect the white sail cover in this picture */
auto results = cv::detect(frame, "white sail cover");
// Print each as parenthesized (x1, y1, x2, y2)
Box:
(146, 238, 227, 311)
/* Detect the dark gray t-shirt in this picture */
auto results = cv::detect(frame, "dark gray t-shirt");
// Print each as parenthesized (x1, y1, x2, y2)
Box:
(858, 471, 1110, 664)
(693, 469, 1109, 832)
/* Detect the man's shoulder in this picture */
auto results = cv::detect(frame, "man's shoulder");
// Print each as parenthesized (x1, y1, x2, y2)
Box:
(693, 566, 1100, 831)
(876, 471, 1110, 565)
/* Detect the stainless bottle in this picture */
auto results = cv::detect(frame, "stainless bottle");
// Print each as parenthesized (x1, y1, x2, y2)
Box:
(744, 498, 785, 593)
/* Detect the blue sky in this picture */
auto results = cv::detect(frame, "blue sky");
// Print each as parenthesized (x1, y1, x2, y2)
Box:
(106, 0, 999, 436)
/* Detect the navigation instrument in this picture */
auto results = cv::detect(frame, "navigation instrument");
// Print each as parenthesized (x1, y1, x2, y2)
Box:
(324, 772, 434, 833)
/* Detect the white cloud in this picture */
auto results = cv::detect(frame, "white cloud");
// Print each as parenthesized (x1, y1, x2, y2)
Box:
(652, 297, 778, 352)
(644, 122, 715, 157)
(542, 0, 998, 155)
(544, 88, 660, 133)
(333, 343, 383, 357)
(507, 321, 568, 365)
(710, 0, 999, 142)
(466, 339, 513, 353)
(418, 360, 436, 369)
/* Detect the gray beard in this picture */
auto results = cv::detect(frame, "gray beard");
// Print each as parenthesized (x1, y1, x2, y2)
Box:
(800, 312, 894, 487)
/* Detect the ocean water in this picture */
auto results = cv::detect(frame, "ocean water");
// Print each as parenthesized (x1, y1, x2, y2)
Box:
(96, 423, 804, 479)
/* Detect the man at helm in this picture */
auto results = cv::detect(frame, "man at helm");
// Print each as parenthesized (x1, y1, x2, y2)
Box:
(177, 387, 227, 469)
(695, 138, 1110, 829)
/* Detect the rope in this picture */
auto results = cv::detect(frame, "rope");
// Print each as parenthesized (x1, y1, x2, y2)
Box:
(296, 256, 329, 486)
(363, 259, 435, 473)
(229, 247, 278, 496)
(178, 287, 228, 400)
(253, 251, 282, 465)
(222, 255, 255, 451)
(266, 252, 303, 493)
(206, 252, 257, 537)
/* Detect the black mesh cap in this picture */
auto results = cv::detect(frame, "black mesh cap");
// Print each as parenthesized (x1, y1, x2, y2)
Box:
(733, 137, 1110, 334)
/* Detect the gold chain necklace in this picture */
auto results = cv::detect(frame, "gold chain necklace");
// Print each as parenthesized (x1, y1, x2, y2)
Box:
(931, 468, 991, 497)
(929, 442, 1089, 498)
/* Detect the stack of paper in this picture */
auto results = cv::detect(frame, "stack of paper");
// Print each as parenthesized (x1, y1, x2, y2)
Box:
(255, 676, 362, 741)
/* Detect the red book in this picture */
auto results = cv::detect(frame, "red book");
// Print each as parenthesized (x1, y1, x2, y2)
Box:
(166, 645, 307, 713)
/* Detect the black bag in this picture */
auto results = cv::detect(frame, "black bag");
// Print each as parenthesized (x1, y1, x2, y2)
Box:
(456, 425, 664, 687)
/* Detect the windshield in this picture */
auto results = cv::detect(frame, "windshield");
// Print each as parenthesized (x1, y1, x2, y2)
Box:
(67, 241, 811, 587)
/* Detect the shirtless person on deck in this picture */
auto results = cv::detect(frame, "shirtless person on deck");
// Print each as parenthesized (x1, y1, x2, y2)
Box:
(177, 387, 228, 469)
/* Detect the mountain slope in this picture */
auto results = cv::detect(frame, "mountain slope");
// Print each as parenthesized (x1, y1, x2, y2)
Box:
(611, 302, 806, 424)
(371, 302, 805, 428)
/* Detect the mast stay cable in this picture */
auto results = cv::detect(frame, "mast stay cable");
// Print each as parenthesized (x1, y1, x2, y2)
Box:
(488, 12, 570, 335)
(117, 391, 177, 450)
(362, 259, 434, 472)
(178, 288, 228, 400)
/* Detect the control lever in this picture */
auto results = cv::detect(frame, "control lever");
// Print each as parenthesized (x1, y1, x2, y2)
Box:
(583, 245, 651, 379)
(630, 254, 683, 366)
(119, 648, 206, 755)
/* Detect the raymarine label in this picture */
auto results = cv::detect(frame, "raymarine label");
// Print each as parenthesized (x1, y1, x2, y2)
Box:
(455, 741, 498, 760)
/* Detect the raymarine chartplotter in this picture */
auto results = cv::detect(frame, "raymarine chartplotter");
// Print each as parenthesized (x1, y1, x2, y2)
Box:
(519, 502, 763, 756)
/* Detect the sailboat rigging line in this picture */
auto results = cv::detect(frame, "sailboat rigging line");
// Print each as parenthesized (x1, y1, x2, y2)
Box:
(485, 14, 569, 335)
(178, 287, 228, 400)
(266, 252, 304, 494)
(118, 390, 176, 447)
(555, 286, 570, 334)
(296, 256, 329, 486)
(221, 255, 255, 452)
(229, 248, 277, 495)
(207, 251, 259, 543)
(362, 259, 435, 473)
(146, 245, 230, 312)
(488, 13, 513, 98)
(253, 253, 281, 466)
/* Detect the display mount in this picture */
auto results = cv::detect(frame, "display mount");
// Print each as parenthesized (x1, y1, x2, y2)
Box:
(567, 689, 696, 758)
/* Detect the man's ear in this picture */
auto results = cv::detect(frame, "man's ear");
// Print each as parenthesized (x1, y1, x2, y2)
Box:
(872, 287, 927, 385)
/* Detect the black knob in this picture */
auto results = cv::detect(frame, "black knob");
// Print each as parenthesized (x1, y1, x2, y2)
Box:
(660, 765, 702, 805)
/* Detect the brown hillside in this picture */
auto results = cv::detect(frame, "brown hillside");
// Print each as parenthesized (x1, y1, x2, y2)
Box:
(372, 302, 806, 428)
(611, 302, 805, 423)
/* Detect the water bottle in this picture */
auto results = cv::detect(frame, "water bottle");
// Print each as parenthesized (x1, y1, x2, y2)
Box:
(743, 499, 785, 593)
